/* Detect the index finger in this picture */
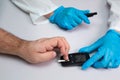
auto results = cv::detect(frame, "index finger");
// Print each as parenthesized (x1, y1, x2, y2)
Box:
(82, 51, 104, 70)
(56, 37, 70, 60)
(77, 10, 90, 24)
(61, 38, 70, 60)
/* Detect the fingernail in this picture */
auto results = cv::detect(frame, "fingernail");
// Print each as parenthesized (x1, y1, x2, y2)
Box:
(86, 21, 90, 24)
(52, 52, 57, 57)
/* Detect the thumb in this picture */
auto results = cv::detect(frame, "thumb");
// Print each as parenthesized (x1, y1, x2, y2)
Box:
(39, 51, 57, 62)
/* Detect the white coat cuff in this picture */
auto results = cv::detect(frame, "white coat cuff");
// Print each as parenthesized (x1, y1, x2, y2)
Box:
(30, 6, 58, 25)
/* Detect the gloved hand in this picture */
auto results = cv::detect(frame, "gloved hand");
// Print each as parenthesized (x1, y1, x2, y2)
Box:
(49, 6, 90, 30)
(79, 30, 120, 70)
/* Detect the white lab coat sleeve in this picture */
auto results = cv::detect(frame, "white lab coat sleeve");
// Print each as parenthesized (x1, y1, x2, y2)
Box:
(107, 0, 120, 31)
(11, 0, 58, 24)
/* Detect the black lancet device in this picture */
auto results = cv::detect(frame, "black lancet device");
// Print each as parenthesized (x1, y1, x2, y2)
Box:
(86, 12, 97, 17)
(58, 52, 90, 67)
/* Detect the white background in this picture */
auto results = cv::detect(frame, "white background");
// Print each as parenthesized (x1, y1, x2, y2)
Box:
(0, 0, 120, 80)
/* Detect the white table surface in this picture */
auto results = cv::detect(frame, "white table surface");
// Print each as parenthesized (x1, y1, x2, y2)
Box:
(0, 0, 120, 80)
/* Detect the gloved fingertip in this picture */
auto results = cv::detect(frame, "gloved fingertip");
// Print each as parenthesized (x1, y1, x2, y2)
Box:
(92, 64, 100, 68)
(67, 27, 73, 30)
(108, 63, 119, 68)
(114, 65, 119, 68)
(81, 65, 88, 70)
(111, 65, 119, 68)
(79, 47, 89, 53)
(84, 18, 90, 24)
(78, 49, 84, 53)
(66, 25, 74, 30)
(86, 20, 90, 24)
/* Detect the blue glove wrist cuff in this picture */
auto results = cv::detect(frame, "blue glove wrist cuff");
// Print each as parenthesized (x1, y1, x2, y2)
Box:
(108, 29, 120, 36)
(49, 6, 64, 23)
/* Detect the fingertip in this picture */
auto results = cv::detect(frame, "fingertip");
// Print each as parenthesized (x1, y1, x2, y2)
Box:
(81, 65, 88, 70)
(81, 61, 91, 70)
(79, 48, 83, 51)
(46, 51, 57, 59)
(60, 50, 69, 60)
(85, 20, 90, 24)
(52, 51, 57, 58)
(78, 48, 83, 52)
(112, 65, 119, 68)
(83, 17, 90, 24)
(92, 62, 102, 68)
(63, 53, 69, 61)
(79, 47, 89, 53)
(64, 50, 70, 61)
(64, 56, 69, 61)
(67, 25, 74, 30)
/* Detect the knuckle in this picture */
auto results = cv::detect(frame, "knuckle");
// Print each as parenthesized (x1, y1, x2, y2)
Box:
(53, 36, 65, 41)
(59, 37, 66, 40)
(56, 36, 64, 39)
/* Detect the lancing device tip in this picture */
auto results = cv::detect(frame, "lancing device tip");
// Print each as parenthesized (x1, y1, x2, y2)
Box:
(86, 12, 97, 17)
(58, 60, 67, 62)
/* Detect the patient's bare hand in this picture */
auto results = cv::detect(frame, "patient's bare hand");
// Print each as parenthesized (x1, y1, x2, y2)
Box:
(18, 37, 70, 63)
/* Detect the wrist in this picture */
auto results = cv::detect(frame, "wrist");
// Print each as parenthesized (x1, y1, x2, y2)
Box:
(107, 29, 120, 36)
(49, 6, 64, 23)
(16, 40, 30, 57)
(44, 12, 54, 18)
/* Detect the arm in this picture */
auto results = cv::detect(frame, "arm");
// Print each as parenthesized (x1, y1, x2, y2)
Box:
(0, 28, 24, 55)
(107, 0, 120, 32)
(0, 28, 70, 63)
(11, 0, 58, 24)
(11, 0, 90, 30)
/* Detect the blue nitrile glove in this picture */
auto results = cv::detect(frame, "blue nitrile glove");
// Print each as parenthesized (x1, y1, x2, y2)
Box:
(49, 6, 90, 30)
(79, 30, 120, 70)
